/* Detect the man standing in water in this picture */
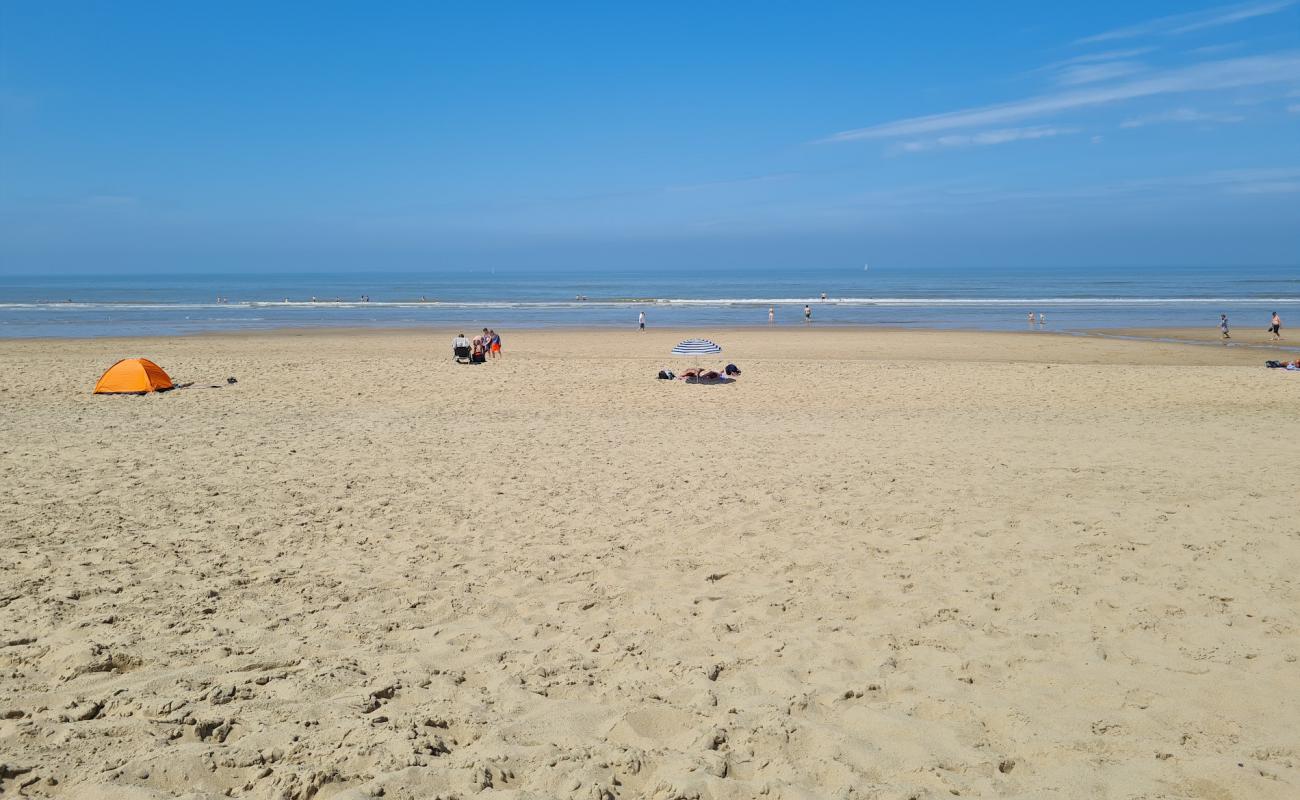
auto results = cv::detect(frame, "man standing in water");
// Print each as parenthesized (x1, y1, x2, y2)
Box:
(804, 305, 812, 324)
(768, 306, 775, 325)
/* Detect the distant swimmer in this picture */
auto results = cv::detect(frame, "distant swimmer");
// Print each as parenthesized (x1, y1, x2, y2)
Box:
(768, 306, 775, 324)
(1220, 314, 1230, 340)
(1038, 312, 1046, 326)
(820, 292, 827, 301)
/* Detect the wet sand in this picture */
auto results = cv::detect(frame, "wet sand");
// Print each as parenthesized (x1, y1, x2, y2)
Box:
(1092, 326, 1294, 351)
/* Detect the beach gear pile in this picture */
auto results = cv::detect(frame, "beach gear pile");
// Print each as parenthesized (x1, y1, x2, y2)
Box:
(1265, 360, 1299, 370)
(660, 339, 740, 383)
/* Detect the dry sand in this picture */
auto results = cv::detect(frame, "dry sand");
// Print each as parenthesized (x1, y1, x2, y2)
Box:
(1, 327, 1297, 800)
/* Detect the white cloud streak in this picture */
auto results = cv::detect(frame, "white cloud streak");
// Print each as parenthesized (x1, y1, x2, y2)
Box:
(995, 167, 1300, 200)
(1056, 61, 1146, 85)
(1076, 1, 1296, 45)
(1227, 180, 1300, 192)
(1044, 47, 1157, 69)
(895, 126, 1079, 154)
(1119, 107, 1246, 127)
(822, 53, 1300, 142)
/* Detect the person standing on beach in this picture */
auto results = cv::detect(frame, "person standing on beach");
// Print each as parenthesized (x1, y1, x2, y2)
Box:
(639, 311, 646, 331)
(490, 329, 502, 358)
(804, 305, 812, 324)
(1270, 311, 1281, 341)
(1220, 314, 1230, 340)
(768, 306, 775, 324)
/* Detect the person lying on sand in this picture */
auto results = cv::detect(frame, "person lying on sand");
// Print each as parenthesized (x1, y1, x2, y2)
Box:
(678, 369, 734, 383)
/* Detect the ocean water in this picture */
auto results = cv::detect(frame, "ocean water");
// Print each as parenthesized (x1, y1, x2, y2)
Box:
(0, 265, 1297, 339)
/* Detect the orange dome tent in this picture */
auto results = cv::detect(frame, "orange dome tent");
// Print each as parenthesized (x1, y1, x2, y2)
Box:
(94, 358, 174, 394)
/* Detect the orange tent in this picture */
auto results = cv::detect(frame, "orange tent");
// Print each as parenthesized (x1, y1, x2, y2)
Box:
(94, 358, 174, 394)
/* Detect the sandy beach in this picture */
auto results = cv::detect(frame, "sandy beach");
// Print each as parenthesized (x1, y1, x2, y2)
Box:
(2, 327, 1297, 800)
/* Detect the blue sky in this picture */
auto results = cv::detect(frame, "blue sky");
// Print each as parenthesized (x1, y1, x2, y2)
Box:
(1, 0, 1298, 273)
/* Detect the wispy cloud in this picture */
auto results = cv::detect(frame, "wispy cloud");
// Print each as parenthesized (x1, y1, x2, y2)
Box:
(1044, 48, 1157, 69)
(84, 195, 139, 208)
(995, 167, 1300, 200)
(1226, 179, 1300, 192)
(823, 168, 1300, 214)
(1289, 103, 1300, 112)
(821, 53, 1300, 142)
(664, 173, 800, 193)
(1119, 107, 1246, 127)
(1077, 1, 1295, 45)
(895, 126, 1079, 154)
(1056, 61, 1146, 85)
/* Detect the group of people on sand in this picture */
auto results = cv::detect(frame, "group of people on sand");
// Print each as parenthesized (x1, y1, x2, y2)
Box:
(1220, 312, 1282, 341)
(451, 328, 502, 364)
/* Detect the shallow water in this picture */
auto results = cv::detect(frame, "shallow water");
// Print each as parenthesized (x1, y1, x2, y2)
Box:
(1, 265, 1296, 338)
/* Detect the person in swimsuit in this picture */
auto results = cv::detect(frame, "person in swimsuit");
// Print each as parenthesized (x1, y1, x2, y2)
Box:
(804, 305, 812, 323)
(1270, 311, 1281, 341)
(1220, 314, 1230, 340)
(490, 329, 502, 357)
(768, 306, 775, 324)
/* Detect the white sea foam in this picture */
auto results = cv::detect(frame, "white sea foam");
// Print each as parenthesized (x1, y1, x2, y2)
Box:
(2, 297, 1298, 310)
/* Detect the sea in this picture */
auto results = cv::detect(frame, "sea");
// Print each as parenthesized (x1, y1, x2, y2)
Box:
(1, 265, 1297, 339)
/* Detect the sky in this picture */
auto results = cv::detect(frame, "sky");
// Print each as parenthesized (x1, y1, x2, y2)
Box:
(1, 0, 1298, 273)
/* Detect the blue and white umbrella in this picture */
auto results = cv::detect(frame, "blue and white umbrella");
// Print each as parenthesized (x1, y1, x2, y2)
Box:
(671, 338, 722, 356)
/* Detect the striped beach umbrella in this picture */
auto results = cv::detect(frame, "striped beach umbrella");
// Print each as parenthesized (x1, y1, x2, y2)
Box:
(671, 338, 722, 356)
